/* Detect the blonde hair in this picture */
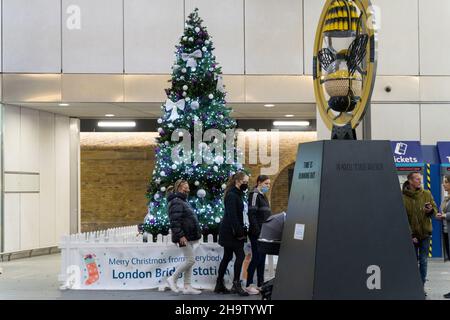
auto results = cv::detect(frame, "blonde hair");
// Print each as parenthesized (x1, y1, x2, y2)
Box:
(174, 179, 188, 193)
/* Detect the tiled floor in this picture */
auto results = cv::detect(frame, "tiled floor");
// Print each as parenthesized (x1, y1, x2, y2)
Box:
(0, 254, 449, 300)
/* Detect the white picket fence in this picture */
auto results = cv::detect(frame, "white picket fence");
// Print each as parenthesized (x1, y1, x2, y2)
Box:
(58, 225, 276, 289)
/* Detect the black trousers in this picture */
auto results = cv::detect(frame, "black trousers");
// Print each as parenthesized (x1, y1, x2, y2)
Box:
(246, 235, 266, 287)
(444, 232, 450, 260)
(218, 245, 245, 282)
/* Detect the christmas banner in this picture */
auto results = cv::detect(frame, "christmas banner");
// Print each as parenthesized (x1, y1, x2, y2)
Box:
(62, 243, 252, 290)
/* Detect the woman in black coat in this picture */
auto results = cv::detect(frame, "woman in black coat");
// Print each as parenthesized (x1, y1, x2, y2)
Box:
(165, 179, 202, 295)
(245, 175, 271, 294)
(215, 172, 250, 296)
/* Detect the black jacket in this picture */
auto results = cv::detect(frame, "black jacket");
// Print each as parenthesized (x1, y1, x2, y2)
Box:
(167, 192, 202, 243)
(219, 186, 246, 248)
(248, 188, 272, 237)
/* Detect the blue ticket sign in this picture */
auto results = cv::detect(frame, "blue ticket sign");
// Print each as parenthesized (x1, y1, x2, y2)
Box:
(437, 142, 450, 167)
(390, 141, 424, 170)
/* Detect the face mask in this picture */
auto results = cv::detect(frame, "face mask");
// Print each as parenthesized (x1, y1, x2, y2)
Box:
(240, 183, 248, 192)
(261, 186, 270, 193)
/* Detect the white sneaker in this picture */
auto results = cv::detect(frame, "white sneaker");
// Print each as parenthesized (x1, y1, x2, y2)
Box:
(183, 285, 202, 295)
(245, 285, 260, 295)
(166, 276, 179, 293)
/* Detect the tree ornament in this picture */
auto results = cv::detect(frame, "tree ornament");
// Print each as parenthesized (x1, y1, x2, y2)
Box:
(195, 181, 200, 186)
(191, 101, 200, 110)
(171, 164, 177, 170)
(161, 187, 166, 192)
(197, 189, 206, 198)
(208, 94, 214, 99)
(183, 85, 188, 91)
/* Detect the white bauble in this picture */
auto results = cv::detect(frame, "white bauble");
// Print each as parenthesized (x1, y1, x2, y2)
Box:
(183, 36, 187, 41)
(197, 189, 206, 198)
(215, 156, 224, 164)
(208, 94, 214, 99)
(157, 118, 162, 124)
(160, 187, 166, 192)
(168, 123, 174, 128)
(219, 115, 224, 119)
(185, 97, 191, 102)
(180, 76, 185, 80)
(188, 37, 194, 42)
(205, 40, 210, 45)
(157, 127, 163, 133)
(215, 217, 221, 223)
(181, 68, 187, 73)
(194, 181, 200, 186)
(195, 27, 200, 32)
(182, 92, 187, 97)
(183, 85, 188, 91)
(164, 141, 169, 146)
(191, 67, 196, 72)
(191, 101, 200, 110)
(221, 183, 227, 190)
(209, 67, 214, 72)
(202, 47, 207, 52)
(213, 166, 218, 172)
(155, 178, 161, 184)
(160, 171, 166, 177)
(171, 164, 177, 170)
(154, 193, 160, 200)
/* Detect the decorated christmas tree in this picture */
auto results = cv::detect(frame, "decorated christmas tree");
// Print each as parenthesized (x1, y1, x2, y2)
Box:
(143, 9, 245, 237)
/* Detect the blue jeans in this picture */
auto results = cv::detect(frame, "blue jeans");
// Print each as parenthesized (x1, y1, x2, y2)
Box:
(414, 237, 430, 284)
(246, 235, 266, 287)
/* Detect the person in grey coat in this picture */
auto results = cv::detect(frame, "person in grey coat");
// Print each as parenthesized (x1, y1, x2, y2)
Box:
(436, 175, 450, 299)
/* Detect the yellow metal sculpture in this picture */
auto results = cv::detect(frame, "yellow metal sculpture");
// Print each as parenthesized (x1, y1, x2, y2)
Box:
(313, 0, 377, 139)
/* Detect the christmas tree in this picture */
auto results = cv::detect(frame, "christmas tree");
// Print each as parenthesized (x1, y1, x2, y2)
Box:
(144, 8, 245, 237)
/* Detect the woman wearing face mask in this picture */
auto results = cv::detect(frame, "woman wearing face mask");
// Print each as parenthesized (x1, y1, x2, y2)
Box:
(214, 172, 250, 296)
(436, 175, 450, 298)
(166, 179, 202, 295)
(245, 175, 272, 295)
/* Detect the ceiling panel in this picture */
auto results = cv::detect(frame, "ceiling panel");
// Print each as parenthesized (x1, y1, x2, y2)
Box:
(6, 102, 316, 119)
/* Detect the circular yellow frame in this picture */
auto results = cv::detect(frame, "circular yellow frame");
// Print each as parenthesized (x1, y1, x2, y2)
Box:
(313, 0, 377, 130)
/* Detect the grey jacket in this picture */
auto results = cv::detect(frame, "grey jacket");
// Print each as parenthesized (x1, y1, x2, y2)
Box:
(442, 196, 450, 233)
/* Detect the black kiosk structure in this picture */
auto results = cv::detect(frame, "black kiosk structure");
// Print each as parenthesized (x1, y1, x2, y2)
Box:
(272, 0, 424, 300)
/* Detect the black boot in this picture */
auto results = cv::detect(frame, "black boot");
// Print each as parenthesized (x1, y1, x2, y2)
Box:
(231, 280, 249, 296)
(214, 278, 230, 294)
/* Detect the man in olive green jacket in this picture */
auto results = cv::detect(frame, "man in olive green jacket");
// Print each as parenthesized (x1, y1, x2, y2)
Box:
(402, 172, 438, 288)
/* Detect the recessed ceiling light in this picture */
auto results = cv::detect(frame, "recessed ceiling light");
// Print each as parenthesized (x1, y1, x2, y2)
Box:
(273, 121, 310, 127)
(264, 104, 275, 108)
(105, 114, 115, 117)
(98, 121, 136, 128)
(58, 103, 69, 107)
(285, 114, 295, 118)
